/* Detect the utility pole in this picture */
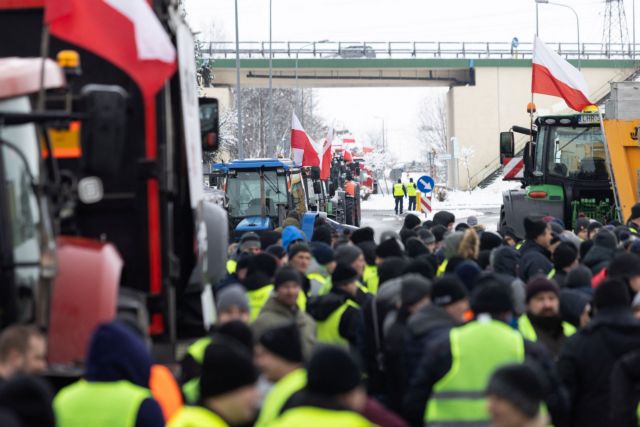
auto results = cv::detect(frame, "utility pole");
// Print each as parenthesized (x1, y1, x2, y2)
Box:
(267, 0, 274, 157)
(234, 0, 243, 158)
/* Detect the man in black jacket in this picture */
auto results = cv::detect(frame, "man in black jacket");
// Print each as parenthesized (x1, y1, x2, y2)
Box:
(558, 278, 640, 427)
(519, 216, 553, 282)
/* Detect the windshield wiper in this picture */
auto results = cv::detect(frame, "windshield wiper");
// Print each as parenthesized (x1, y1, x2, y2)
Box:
(262, 173, 281, 196)
(556, 127, 592, 152)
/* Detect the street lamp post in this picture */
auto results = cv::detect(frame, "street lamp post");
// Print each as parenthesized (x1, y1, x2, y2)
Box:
(267, 0, 273, 157)
(373, 116, 386, 152)
(234, 0, 244, 158)
(295, 40, 328, 125)
(535, 0, 581, 69)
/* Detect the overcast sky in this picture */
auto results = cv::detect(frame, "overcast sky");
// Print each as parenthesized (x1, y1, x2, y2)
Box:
(185, 0, 637, 160)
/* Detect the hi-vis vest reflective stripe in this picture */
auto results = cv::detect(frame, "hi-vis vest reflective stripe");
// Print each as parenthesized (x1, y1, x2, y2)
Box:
(517, 315, 576, 342)
(226, 259, 237, 275)
(436, 259, 449, 277)
(516, 240, 526, 250)
(182, 337, 211, 403)
(407, 182, 417, 197)
(425, 320, 525, 424)
(254, 369, 307, 427)
(182, 377, 200, 405)
(54, 380, 151, 427)
(363, 265, 379, 294)
(168, 405, 230, 427)
(186, 337, 212, 365)
(270, 406, 375, 427)
(547, 268, 556, 279)
(393, 183, 405, 197)
(316, 299, 360, 347)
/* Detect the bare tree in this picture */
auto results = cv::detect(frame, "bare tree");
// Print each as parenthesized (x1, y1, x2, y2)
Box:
(460, 146, 475, 192)
(417, 94, 448, 182)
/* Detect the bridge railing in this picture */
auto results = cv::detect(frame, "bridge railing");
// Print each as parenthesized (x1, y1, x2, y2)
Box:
(202, 41, 640, 60)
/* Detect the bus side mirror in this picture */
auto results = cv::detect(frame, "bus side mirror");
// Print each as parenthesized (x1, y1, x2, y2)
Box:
(500, 131, 515, 159)
(80, 84, 127, 177)
(199, 98, 219, 153)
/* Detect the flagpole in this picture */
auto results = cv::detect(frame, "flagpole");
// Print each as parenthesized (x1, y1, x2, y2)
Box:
(597, 108, 623, 222)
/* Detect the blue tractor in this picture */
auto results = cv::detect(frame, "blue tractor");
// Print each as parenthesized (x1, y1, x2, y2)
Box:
(208, 158, 356, 240)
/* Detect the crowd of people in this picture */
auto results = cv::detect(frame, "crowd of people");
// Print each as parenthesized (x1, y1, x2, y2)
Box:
(5, 206, 640, 426)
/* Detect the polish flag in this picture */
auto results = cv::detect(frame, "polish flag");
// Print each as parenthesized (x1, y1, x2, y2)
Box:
(320, 129, 334, 180)
(532, 36, 591, 111)
(291, 112, 320, 167)
(44, 0, 177, 99)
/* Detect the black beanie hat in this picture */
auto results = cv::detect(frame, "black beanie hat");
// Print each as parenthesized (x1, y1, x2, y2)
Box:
(259, 323, 303, 363)
(608, 252, 640, 279)
(486, 363, 545, 418)
(351, 227, 375, 245)
(433, 211, 455, 228)
(265, 244, 287, 260)
(480, 231, 503, 251)
(630, 202, 640, 221)
(593, 229, 617, 250)
(471, 276, 514, 314)
(274, 266, 303, 288)
(236, 252, 253, 271)
(357, 241, 377, 265)
(525, 277, 560, 302)
(553, 242, 578, 270)
(565, 265, 593, 289)
(310, 242, 335, 265)
(455, 223, 470, 232)
(331, 263, 358, 288)
(288, 242, 311, 259)
(216, 320, 255, 354)
(0, 375, 55, 427)
(418, 229, 436, 245)
(376, 238, 404, 259)
(334, 245, 364, 266)
(306, 345, 360, 395)
(431, 225, 448, 243)
(560, 289, 591, 329)
(401, 276, 432, 307)
(523, 216, 548, 240)
(378, 257, 409, 285)
(403, 257, 435, 280)
(594, 278, 630, 310)
(311, 225, 332, 246)
(200, 341, 258, 398)
(260, 231, 281, 251)
(432, 275, 469, 306)
(406, 237, 429, 258)
(247, 253, 278, 278)
(403, 214, 422, 230)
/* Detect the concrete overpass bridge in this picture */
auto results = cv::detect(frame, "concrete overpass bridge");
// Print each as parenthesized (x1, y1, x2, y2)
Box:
(206, 41, 640, 188)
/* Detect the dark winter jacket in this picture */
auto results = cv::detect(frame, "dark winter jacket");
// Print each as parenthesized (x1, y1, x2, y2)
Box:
(403, 320, 569, 427)
(558, 308, 640, 427)
(404, 304, 460, 381)
(381, 309, 412, 413)
(519, 240, 553, 282)
(307, 288, 369, 348)
(581, 229, 617, 275)
(610, 348, 640, 426)
(85, 321, 165, 427)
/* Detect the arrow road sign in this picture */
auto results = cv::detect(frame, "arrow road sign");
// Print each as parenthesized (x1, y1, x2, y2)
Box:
(416, 175, 435, 193)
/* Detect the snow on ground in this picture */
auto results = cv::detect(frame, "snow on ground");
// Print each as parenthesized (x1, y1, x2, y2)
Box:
(362, 179, 520, 212)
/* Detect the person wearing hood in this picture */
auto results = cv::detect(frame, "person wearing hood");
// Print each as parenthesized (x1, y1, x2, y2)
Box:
(606, 252, 640, 298)
(227, 232, 261, 275)
(582, 228, 617, 276)
(559, 289, 591, 330)
(307, 264, 370, 348)
(54, 321, 165, 427)
(519, 217, 554, 282)
(564, 265, 593, 295)
(517, 277, 576, 359)
(252, 267, 316, 358)
(281, 226, 305, 252)
(169, 340, 260, 427)
(243, 253, 280, 321)
(436, 231, 464, 277)
(490, 246, 527, 316)
(558, 278, 640, 427)
(404, 275, 468, 387)
(403, 275, 568, 427)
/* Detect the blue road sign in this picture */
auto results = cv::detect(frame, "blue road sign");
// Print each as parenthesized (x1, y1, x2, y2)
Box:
(416, 175, 435, 193)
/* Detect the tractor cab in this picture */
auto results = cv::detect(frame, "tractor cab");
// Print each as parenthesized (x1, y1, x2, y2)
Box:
(212, 159, 308, 238)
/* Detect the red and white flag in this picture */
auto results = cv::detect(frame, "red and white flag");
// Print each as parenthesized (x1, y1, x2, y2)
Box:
(291, 112, 320, 167)
(45, 0, 177, 99)
(320, 129, 334, 180)
(532, 36, 591, 111)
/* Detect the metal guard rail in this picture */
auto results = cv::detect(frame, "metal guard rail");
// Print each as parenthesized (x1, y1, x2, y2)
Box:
(201, 41, 640, 60)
